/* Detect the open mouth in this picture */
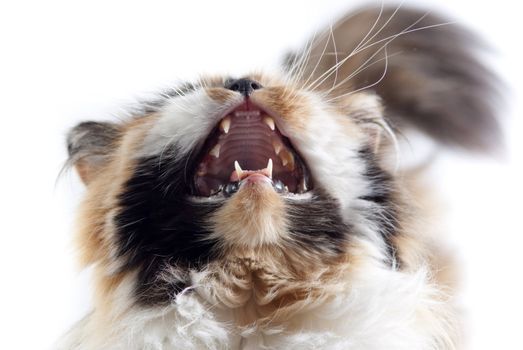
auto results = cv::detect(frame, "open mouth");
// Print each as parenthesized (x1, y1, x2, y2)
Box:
(192, 101, 312, 197)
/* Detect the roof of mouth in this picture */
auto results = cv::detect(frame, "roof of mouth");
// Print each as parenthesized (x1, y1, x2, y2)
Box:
(193, 102, 310, 197)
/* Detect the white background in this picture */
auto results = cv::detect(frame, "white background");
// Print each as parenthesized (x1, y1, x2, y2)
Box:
(0, 0, 521, 349)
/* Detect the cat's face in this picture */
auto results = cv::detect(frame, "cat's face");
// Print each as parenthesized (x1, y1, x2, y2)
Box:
(68, 72, 398, 309)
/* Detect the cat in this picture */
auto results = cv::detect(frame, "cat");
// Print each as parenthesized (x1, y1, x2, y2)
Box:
(56, 5, 501, 350)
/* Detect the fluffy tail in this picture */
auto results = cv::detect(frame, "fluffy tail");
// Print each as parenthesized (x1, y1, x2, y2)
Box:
(285, 5, 503, 153)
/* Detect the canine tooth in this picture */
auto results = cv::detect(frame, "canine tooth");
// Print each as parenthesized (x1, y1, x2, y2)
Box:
(220, 117, 231, 134)
(267, 158, 273, 178)
(263, 116, 275, 130)
(209, 144, 221, 158)
(234, 160, 243, 177)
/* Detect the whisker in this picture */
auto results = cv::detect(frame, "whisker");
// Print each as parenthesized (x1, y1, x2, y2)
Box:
(352, 1, 403, 54)
(327, 46, 390, 102)
(292, 34, 317, 86)
(330, 24, 340, 90)
(325, 15, 453, 96)
(371, 117, 402, 174)
(351, 1, 386, 55)
(323, 38, 401, 97)
(353, 17, 454, 57)
(300, 25, 334, 89)
(322, 50, 402, 98)
(287, 30, 318, 86)
(306, 9, 449, 94)
(305, 4, 386, 92)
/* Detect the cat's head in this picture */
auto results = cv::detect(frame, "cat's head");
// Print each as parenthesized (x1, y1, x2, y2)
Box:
(67, 72, 399, 307)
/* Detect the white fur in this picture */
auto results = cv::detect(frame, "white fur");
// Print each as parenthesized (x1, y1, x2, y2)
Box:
(140, 88, 396, 271)
(283, 92, 392, 255)
(58, 85, 457, 349)
(282, 93, 371, 215)
(139, 90, 242, 159)
(55, 239, 456, 350)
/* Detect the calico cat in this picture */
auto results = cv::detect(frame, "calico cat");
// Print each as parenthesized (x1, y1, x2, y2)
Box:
(57, 5, 501, 350)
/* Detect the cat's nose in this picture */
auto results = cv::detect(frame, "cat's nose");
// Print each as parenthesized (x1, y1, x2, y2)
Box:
(225, 78, 263, 97)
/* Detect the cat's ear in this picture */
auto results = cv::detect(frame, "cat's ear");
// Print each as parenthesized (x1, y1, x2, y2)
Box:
(338, 92, 395, 153)
(66, 121, 122, 184)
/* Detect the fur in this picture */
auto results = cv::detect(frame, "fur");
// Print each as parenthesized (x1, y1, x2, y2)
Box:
(57, 5, 501, 350)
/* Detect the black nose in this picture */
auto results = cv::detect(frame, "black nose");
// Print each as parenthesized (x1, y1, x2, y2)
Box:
(225, 78, 262, 97)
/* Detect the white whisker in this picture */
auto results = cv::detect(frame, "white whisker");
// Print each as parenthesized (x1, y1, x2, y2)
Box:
(353, 17, 454, 57)
(322, 50, 402, 99)
(330, 24, 340, 90)
(351, 1, 386, 54)
(300, 25, 334, 89)
(323, 13, 453, 99)
(327, 46, 390, 102)
(352, 1, 403, 54)
(305, 4, 386, 92)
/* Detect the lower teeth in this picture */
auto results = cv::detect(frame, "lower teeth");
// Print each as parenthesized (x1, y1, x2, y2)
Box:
(223, 182, 239, 197)
(217, 179, 289, 197)
(273, 180, 285, 193)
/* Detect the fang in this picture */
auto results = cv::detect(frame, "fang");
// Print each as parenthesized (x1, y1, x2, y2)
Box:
(267, 158, 273, 178)
(263, 116, 275, 130)
(220, 117, 231, 134)
(234, 160, 244, 178)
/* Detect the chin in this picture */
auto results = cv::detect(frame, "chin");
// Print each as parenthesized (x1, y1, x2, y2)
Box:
(56, 6, 501, 350)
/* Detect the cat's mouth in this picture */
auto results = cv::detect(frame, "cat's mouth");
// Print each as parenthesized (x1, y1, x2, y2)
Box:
(192, 101, 312, 197)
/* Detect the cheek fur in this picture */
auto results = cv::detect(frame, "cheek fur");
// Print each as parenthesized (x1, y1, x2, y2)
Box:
(113, 155, 355, 305)
(254, 88, 375, 217)
(139, 89, 243, 159)
(284, 190, 351, 257)
(74, 80, 402, 312)
(105, 85, 399, 307)
(111, 152, 222, 304)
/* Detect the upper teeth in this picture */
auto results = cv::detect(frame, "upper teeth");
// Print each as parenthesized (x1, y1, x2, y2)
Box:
(279, 149, 295, 170)
(209, 144, 221, 158)
(220, 116, 231, 134)
(235, 110, 260, 118)
(263, 116, 275, 130)
(272, 140, 282, 154)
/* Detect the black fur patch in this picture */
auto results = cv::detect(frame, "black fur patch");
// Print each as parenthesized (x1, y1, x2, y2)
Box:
(115, 145, 399, 304)
(285, 190, 350, 255)
(286, 148, 399, 265)
(358, 147, 400, 266)
(114, 150, 222, 304)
